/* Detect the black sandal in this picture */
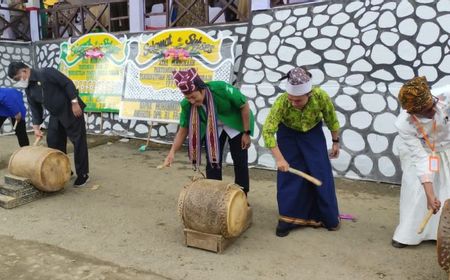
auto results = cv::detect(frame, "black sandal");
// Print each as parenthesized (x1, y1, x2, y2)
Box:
(391, 240, 408, 248)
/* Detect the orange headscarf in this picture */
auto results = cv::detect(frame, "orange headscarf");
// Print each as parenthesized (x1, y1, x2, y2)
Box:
(398, 76, 433, 114)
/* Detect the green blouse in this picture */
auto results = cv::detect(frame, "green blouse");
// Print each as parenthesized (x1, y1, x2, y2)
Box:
(179, 81, 255, 137)
(262, 87, 340, 148)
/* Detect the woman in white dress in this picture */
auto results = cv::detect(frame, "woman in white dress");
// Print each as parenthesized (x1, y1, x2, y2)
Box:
(392, 76, 450, 248)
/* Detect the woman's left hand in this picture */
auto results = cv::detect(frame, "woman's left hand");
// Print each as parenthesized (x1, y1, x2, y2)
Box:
(241, 133, 251, 150)
(329, 142, 340, 159)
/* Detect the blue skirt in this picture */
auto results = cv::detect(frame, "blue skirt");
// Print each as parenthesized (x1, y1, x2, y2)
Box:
(276, 122, 339, 229)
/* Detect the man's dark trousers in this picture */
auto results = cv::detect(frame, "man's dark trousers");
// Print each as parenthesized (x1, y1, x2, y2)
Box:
(46, 115, 89, 176)
(0, 117, 29, 147)
(206, 131, 250, 194)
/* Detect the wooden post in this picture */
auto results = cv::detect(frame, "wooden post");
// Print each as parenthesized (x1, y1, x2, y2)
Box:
(108, 2, 111, 32)
(145, 121, 153, 147)
(139, 121, 154, 152)
(100, 113, 104, 134)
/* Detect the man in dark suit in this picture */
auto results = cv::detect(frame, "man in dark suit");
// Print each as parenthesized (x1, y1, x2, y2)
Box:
(8, 61, 90, 187)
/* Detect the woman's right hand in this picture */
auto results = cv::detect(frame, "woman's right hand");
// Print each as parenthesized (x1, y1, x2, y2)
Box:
(163, 151, 175, 167)
(276, 158, 290, 172)
(423, 182, 441, 214)
(426, 194, 441, 214)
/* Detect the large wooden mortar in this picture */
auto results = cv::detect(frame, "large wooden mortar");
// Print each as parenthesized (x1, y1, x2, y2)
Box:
(8, 146, 71, 192)
(438, 199, 450, 279)
(178, 179, 249, 238)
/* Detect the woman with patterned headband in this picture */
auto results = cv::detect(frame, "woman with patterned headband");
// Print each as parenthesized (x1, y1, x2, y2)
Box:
(392, 76, 450, 248)
(262, 66, 341, 237)
(162, 68, 255, 195)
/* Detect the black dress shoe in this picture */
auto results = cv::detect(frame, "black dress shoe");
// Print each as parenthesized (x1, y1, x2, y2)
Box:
(391, 240, 408, 248)
(74, 174, 90, 187)
(276, 227, 290, 237)
(276, 221, 293, 237)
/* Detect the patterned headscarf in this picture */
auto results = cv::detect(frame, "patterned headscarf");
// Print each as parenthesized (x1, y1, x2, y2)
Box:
(284, 67, 312, 96)
(398, 76, 433, 114)
(172, 68, 220, 169)
(173, 68, 198, 94)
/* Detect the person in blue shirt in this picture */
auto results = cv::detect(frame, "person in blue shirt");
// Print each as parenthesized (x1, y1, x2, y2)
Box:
(0, 87, 29, 147)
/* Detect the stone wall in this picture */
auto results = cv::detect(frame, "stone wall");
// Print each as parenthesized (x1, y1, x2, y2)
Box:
(237, 0, 450, 183)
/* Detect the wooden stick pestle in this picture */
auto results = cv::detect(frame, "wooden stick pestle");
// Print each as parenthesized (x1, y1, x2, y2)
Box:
(288, 167, 322, 186)
(417, 209, 434, 234)
(33, 136, 42, 146)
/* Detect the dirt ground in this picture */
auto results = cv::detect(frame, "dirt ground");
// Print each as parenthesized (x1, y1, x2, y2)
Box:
(0, 134, 447, 280)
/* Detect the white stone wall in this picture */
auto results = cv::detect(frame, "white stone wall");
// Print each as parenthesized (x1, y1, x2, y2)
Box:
(237, 0, 450, 183)
(0, 42, 33, 133)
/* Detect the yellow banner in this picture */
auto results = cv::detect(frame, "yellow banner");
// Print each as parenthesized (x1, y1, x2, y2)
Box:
(136, 28, 224, 90)
(120, 28, 235, 122)
(59, 33, 128, 112)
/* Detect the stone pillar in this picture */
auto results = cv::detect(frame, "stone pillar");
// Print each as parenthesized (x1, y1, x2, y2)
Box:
(25, 0, 40, 41)
(129, 0, 145, 32)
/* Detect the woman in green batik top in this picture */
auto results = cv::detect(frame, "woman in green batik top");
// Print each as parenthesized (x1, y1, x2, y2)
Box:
(262, 66, 341, 237)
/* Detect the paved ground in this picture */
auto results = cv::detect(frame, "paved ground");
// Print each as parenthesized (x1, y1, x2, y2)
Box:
(0, 133, 447, 280)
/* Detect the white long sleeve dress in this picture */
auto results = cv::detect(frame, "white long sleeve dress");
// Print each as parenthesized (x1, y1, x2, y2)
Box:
(393, 93, 450, 245)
